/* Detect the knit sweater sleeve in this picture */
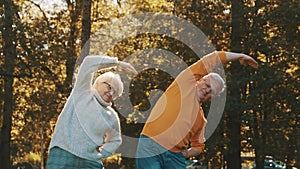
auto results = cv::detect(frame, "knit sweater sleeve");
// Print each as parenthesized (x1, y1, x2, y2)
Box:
(73, 55, 118, 92)
(100, 111, 122, 158)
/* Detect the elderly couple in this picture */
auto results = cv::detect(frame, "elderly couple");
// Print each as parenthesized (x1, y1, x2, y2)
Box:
(46, 51, 258, 169)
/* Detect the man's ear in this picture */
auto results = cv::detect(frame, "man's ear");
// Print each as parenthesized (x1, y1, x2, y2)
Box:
(193, 74, 202, 81)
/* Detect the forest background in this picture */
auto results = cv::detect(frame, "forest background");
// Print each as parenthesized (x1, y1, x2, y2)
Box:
(0, 0, 299, 169)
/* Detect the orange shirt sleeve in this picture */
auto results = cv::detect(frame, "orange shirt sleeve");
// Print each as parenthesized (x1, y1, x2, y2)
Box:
(189, 51, 226, 80)
(189, 113, 206, 152)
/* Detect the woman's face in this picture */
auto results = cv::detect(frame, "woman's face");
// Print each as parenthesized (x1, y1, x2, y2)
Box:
(96, 82, 117, 102)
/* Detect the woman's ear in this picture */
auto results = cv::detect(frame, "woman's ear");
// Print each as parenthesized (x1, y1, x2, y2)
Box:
(93, 81, 99, 90)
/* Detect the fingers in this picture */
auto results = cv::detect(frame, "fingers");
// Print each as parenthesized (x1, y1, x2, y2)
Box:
(127, 64, 138, 74)
(248, 59, 259, 69)
(182, 149, 189, 158)
(96, 146, 103, 153)
(118, 61, 138, 74)
(245, 58, 259, 69)
(239, 55, 259, 69)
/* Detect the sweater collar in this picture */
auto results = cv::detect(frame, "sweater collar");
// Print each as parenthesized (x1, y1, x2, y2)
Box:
(92, 88, 112, 107)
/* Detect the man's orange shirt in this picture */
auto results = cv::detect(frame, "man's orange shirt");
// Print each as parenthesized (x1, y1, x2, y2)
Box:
(141, 51, 226, 152)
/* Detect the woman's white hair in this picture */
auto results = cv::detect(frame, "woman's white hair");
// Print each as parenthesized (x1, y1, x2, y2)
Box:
(93, 72, 124, 98)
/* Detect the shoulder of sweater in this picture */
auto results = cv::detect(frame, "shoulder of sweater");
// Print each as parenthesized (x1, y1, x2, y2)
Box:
(83, 55, 117, 62)
(107, 106, 120, 118)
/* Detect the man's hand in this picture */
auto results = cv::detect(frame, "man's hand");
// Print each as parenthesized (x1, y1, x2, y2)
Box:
(182, 147, 201, 159)
(182, 149, 189, 158)
(225, 52, 259, 69)
(238, 54, 259, 69)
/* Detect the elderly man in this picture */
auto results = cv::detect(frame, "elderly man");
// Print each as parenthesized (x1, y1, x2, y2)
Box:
(135, 51, 258, 169)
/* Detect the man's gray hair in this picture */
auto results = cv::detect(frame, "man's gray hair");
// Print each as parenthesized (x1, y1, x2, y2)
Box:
(205, 72, 226, 95)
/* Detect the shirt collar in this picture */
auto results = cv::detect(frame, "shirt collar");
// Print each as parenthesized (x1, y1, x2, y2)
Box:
(92, 88, 112, 107)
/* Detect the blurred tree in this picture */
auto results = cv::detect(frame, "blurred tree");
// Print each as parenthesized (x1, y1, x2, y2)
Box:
(0, 0, 18, 168)
(0, 0, 299, 169)
(81, 0, 92, 56)
(65, 0, 82, 93)
(225, 0, 245, 168)
(174, 0, 299, 169)
(0, 0, 82, 168)
(239, 0, 300, 168)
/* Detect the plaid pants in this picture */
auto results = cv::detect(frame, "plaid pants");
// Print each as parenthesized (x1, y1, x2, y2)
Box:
(46, 147, 103, 169)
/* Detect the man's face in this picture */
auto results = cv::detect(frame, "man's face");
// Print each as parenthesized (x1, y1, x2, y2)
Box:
(196, 76, 220, 102)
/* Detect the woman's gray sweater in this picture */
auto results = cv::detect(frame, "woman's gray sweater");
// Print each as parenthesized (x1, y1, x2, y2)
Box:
(49, 55, 122, 163)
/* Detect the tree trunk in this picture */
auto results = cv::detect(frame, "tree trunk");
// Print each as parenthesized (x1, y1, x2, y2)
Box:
(81, 0, 92, 57)
(253, 107, 265, 169)
(226, 0, 245, 168)
(41, 127, 45, 169)
(0, 0, 17, 169)
(65, 0, 81, 92)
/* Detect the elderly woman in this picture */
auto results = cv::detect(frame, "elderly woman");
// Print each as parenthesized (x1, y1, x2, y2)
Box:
(46, 55, 137, 169)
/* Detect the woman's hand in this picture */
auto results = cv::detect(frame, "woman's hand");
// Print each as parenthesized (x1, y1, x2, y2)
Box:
(96, 145, 103, 154)
(117, 61, 138, 74)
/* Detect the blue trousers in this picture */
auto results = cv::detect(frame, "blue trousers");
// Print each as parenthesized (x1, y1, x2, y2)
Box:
(135, 135, 186, 169)
(46, 147, 103, 169)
